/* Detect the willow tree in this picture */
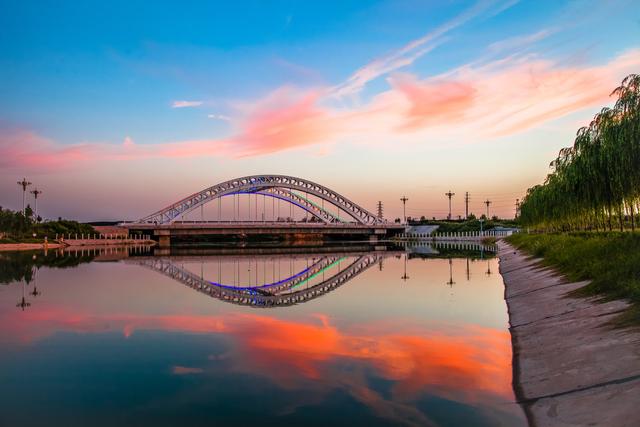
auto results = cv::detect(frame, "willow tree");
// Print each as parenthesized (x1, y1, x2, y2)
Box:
(519, 74, 640, 231)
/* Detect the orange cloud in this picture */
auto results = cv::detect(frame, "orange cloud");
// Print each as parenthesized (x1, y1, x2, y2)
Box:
(1, 308, 513, 404)
(0, 306, 520, 424)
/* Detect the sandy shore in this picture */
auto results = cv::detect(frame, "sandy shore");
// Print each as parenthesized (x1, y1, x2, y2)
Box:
(498, 241, 640, 427)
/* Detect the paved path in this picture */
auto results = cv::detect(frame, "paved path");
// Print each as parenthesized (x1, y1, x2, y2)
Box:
(499, 241, 640, 427)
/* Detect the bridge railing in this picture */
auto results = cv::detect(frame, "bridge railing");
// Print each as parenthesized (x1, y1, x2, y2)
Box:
(394, 229, 518, 241)
(55, 233, 152, 241)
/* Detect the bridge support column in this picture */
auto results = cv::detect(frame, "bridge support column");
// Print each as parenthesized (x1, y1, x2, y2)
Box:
(158, 235, 171, 248)
(154, 230, 171, 248)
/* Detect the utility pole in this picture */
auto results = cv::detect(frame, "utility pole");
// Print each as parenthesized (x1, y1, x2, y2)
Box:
(377, 201, 384, 220)
(30, 188, 42, 221)
(464, 192, 470, 219)
(484, 199, 492, 218)
(17, 178, 32, 216)
(400, 196, 408, 224)
(445, 191, 455, 220)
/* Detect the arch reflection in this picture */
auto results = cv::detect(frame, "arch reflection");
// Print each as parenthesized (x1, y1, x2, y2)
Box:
(133, 251, 387, 307)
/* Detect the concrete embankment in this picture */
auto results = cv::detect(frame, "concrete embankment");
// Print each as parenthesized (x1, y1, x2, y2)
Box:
(498, 241, 640, 427)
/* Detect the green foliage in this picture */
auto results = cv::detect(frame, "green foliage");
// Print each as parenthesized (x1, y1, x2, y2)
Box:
(410, 218, 518, 233)
(507, 233, 640, 324)
(0, 206, 95, 241)
(519, 74, 640, 231)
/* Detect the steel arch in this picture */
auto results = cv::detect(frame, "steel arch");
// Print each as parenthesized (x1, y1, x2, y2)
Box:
(136, 175, 382, 225)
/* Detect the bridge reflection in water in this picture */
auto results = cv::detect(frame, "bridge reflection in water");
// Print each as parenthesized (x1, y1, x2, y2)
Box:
(126, 242, 497, 308)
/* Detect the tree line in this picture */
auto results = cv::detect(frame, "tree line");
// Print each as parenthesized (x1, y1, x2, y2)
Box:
(518, 74, 640, 231)
(0, 206, 95, 242)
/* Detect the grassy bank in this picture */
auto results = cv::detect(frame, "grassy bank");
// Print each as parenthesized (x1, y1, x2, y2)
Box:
(409, 218, 518, 233)
(506, 232, 640, 324)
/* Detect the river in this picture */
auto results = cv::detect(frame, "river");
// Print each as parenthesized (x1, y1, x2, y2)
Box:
(0, 243, 525, 426)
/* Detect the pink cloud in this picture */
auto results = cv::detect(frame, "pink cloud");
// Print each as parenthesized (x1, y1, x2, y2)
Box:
(375, 48, 640, 136)
(2, 49, 638, 171)
(389, 74, 476, 130)
(228, 88, 337, 157)
(0, 129, 97, 169)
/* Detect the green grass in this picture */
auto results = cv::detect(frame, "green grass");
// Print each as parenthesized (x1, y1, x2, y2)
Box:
(506, 232, 640, 325)
(410, 218, 519, 233)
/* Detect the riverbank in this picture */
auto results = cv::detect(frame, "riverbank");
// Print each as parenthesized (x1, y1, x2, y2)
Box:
(507, 232, 640, 324)
(0, 239, 155, 252)
(498, 240, 640, 426)
(0, 242, 64, 252)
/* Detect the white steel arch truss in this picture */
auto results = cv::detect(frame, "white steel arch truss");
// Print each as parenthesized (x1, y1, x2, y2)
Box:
(137, 175, 383, 225)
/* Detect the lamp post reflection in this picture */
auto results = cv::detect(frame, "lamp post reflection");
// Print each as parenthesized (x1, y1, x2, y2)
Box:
(30, 268, 41, 298)
(446, 258, 455, 287)
(401, 254, 409, 281)
(17, 281, 31, 311)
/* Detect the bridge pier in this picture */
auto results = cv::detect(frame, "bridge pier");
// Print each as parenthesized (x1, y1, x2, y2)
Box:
(155, 230, 171, 248)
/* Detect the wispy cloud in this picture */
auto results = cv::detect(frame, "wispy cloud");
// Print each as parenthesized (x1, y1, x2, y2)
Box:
(487, 28, 555, 53)
(207, 114, 231, 121)
(171, 100, 203, 108)
(330, 0, 516, 98)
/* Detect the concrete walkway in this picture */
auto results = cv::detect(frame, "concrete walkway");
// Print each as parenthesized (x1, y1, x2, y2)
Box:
(498, 241, 640, 427)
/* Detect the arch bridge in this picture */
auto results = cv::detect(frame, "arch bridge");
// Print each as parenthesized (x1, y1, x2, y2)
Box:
(123, 175, 404, 247)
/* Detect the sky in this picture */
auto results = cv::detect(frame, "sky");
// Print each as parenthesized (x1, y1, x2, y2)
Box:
(0, 0, 639, 221)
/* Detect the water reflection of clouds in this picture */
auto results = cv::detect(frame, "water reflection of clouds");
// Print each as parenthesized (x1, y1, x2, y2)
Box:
(0, 251, 520, 425)
(0, 307, 514, 424)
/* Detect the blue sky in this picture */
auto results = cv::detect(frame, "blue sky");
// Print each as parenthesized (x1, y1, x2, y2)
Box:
(1, 0, 638, 220)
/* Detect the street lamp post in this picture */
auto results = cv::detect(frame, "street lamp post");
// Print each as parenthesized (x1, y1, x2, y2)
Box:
(30, 188, 42, 221)
(445, 191, 455, 220)
(17, 178, 32, 216)
(400, 196, 409, 224)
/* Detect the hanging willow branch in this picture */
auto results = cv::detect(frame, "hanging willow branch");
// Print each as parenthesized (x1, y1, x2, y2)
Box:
(519, 74, 640, 231)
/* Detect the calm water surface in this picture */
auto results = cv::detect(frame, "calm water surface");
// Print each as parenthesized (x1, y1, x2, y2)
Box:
(0, 244, 525, 426)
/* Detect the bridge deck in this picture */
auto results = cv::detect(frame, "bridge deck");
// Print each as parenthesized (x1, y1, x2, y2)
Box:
(122, 221, 405, 247)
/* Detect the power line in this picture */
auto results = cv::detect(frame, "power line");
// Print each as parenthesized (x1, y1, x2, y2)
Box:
(464, 191, 470, 219)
